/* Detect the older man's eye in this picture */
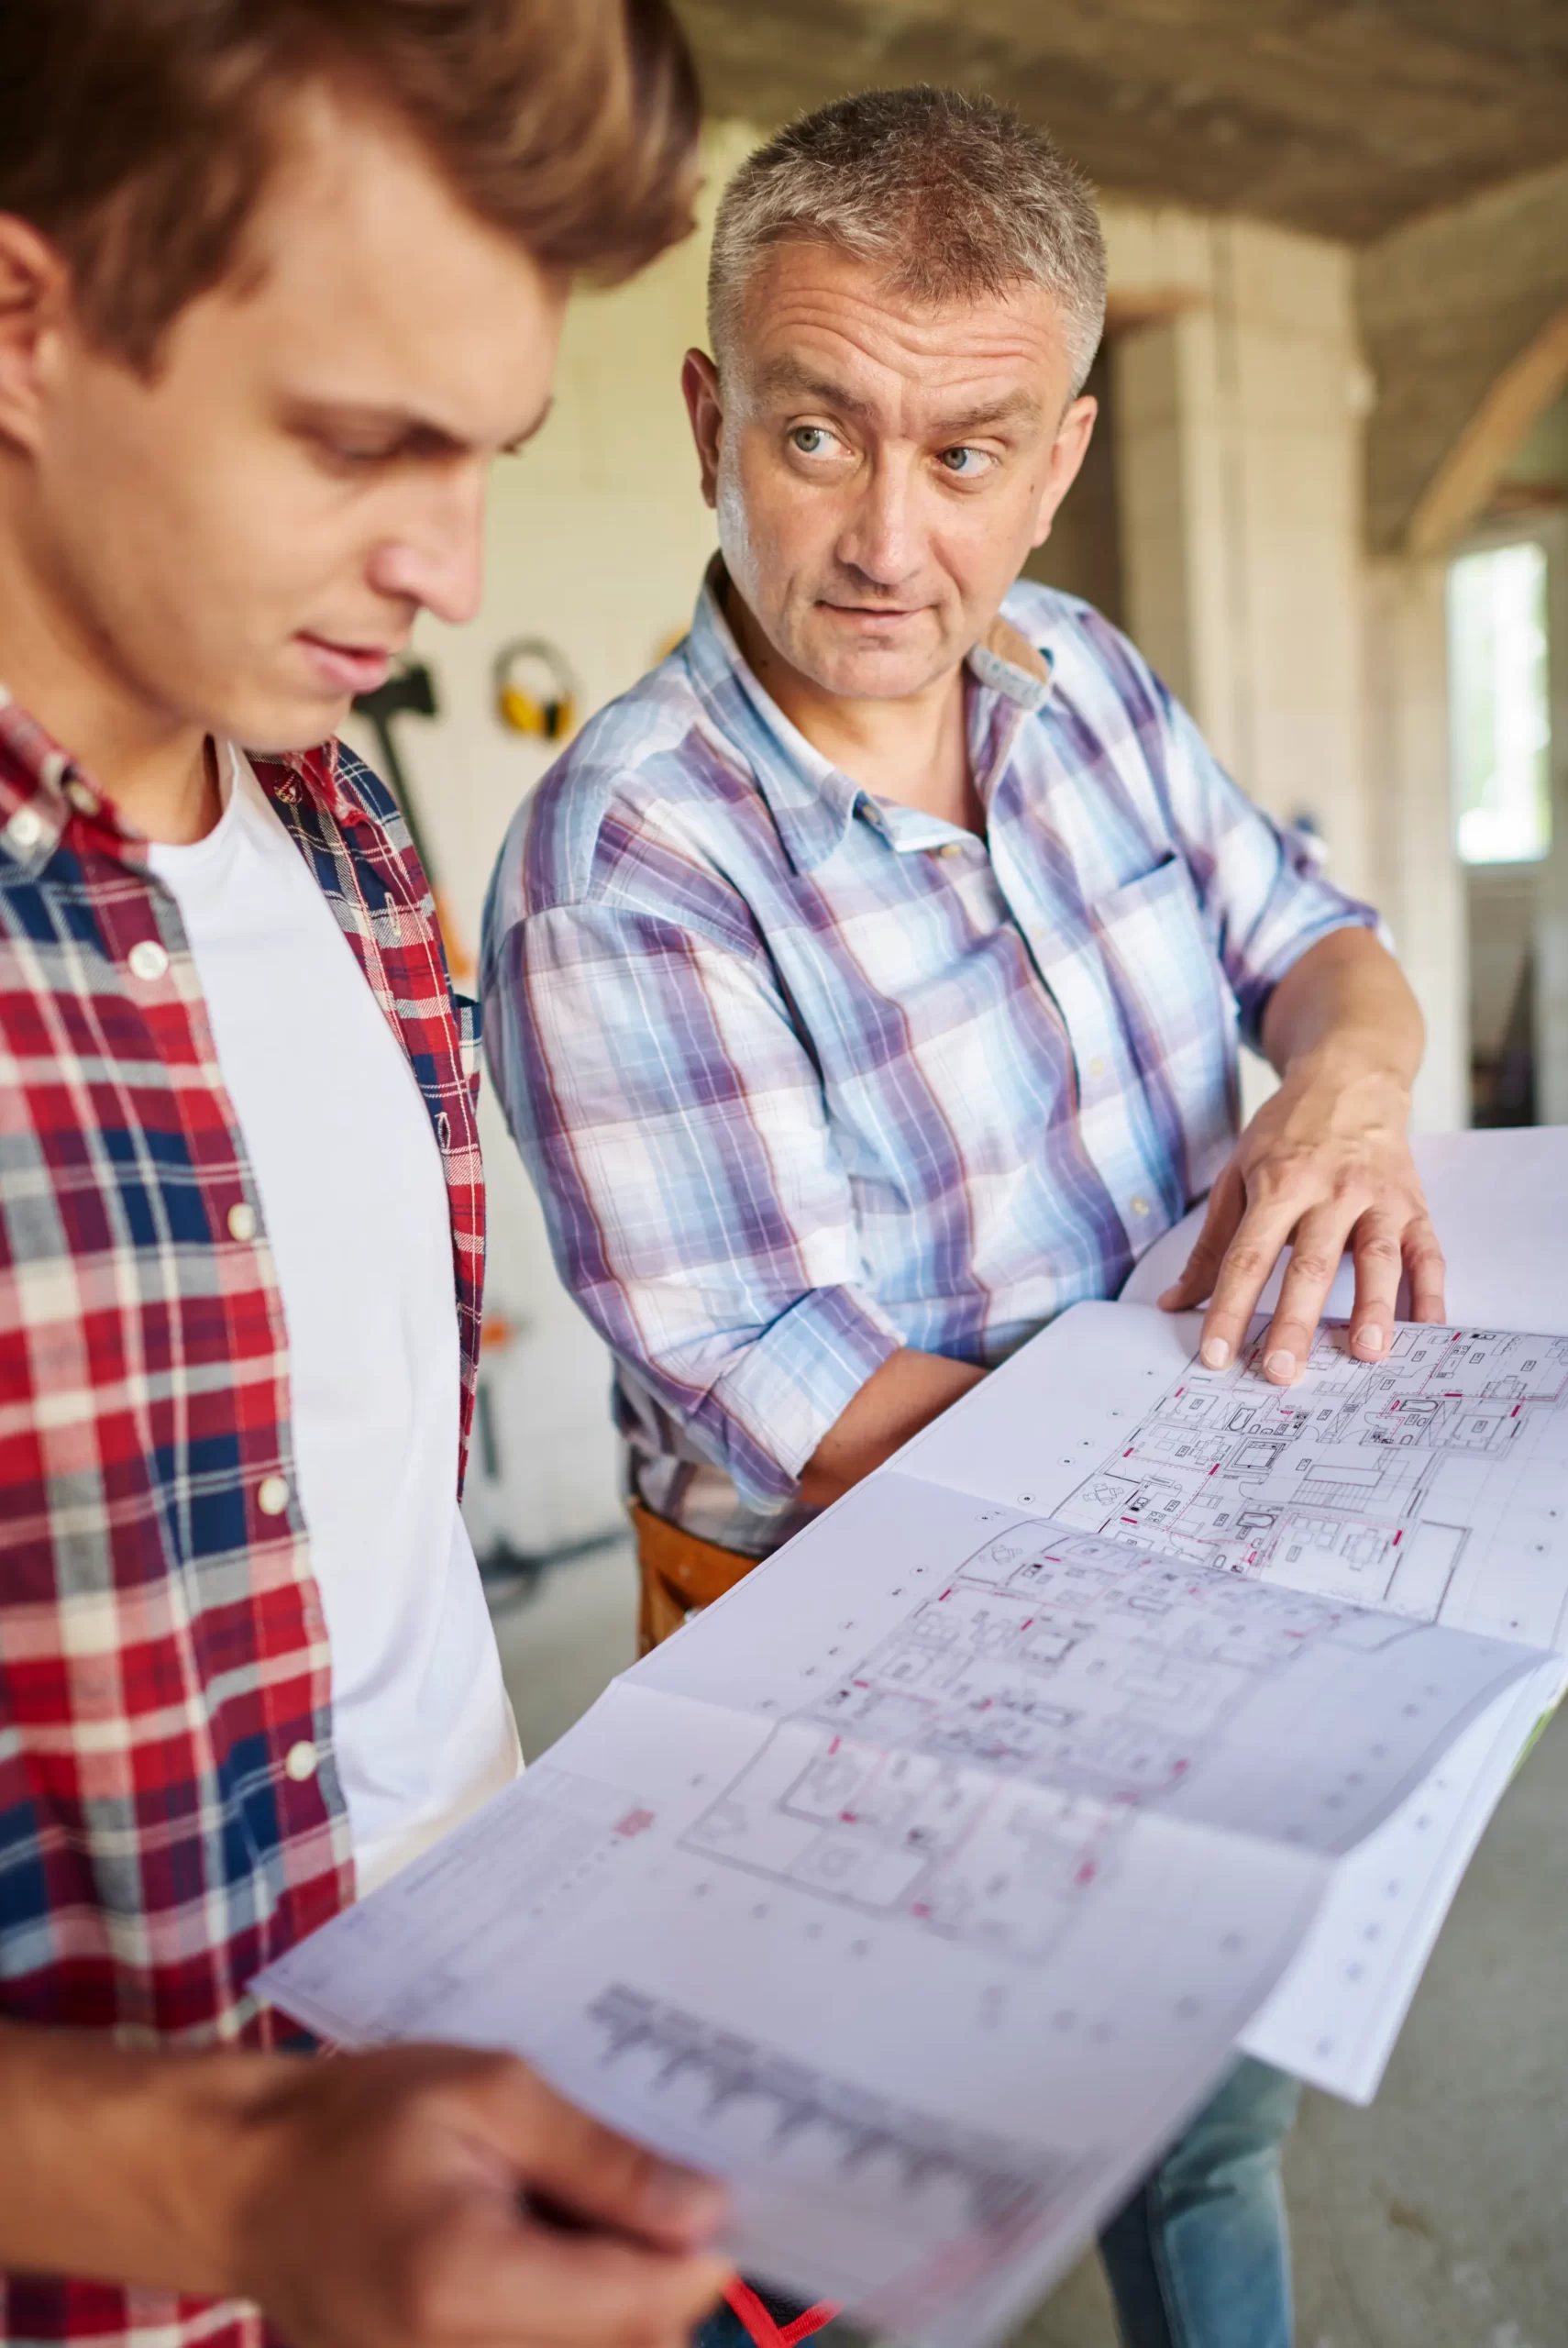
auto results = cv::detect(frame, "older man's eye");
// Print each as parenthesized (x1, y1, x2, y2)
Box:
(939, 445, 988, 477)
(790, 426, 835, 456)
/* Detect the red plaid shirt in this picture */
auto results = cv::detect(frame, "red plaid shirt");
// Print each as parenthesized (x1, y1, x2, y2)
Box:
(0, 691, 485, 2348)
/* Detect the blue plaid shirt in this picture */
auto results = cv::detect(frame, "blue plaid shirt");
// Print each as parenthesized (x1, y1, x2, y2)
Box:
(482, 570, 1375, 1555)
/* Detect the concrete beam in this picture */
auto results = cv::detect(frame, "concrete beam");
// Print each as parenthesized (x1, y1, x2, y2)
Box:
(673, 0, 1568, 245)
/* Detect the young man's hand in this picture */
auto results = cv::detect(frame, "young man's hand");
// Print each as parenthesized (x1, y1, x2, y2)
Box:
(1159, 928, 1446, 1381)
(232, 2044, 731, 2348)
(0, 2025, 731, 2348)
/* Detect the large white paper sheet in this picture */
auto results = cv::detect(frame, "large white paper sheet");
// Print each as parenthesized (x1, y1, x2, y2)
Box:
(901, 1296, 1568, 2095)
(248, 1126, 1568, 2342)
(259, 1668, 1325, 2343)
(1115, 1127, 1568, 2091)
(257, 1471, 1537, 2344)
(1242, 1658, 1568, 2099)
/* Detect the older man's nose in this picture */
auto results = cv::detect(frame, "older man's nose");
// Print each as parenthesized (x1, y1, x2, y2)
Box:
(837, 462, 919, 587)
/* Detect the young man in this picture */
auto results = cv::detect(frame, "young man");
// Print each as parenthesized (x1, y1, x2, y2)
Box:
(482, 90, 1447, 2348)
(0, 6, 730, 2346)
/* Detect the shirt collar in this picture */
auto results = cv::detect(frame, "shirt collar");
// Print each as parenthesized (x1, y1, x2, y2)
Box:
(0, 685, 107, 876)
(682, 566, 859, 873)
(248, 735, 369, 832)
(0, 682, 360, 878)
(681, 559, 1055, 875)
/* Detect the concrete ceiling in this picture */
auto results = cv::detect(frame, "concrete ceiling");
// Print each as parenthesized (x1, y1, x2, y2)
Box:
(674, 0, 1568, 244)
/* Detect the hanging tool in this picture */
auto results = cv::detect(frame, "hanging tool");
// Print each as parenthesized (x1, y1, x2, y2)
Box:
(352, 659, 473, 980)
(493, 637, 581, 742)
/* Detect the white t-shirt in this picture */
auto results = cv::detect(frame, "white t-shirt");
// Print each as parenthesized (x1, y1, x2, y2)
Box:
(149, 749, 519, 1893)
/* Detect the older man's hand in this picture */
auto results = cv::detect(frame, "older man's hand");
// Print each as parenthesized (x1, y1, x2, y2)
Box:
(1157, 935, 1445, 1383)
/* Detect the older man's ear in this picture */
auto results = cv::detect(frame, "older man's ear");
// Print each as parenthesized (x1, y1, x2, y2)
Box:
(1027, 391, 1099, 551)
(681, 348, 725, 510)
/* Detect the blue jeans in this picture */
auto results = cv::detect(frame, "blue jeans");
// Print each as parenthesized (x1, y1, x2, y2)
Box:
(1099, 2059, 1299, 2348)
(692, 2059, 1299, 2348)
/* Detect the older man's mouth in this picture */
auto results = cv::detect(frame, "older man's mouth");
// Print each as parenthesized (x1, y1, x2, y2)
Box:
(821, 603, 926, 628)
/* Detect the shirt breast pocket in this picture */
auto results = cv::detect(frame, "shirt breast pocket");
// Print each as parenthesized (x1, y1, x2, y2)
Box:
(1088, 852, 1238, 1201)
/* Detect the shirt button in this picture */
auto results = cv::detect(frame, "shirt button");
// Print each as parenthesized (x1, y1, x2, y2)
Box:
(283, 1740, 319, 1783)
(934, 841, 965, 858)
(1088, 1056, 1109, 1080)
(257, 1473, 291, 1517)
(8, 807, 44, 851)
(226, 1202, 258, 1243)
(127, 940, 170, 982)
(65, 780, 100, 817)
(1131, 1195, 1151, 1218)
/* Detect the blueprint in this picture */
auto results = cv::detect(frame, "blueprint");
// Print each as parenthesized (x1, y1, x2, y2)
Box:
(1051, 1321, 1568, 1632)
(666, 1500, 1529, 1914)
(255, 1456, 1541, 2346)
(253, 1270, 1568, 2342)
(906, 1307, 1568, 1656)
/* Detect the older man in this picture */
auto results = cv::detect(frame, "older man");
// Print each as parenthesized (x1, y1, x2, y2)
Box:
(483, 88, 1444, 2348)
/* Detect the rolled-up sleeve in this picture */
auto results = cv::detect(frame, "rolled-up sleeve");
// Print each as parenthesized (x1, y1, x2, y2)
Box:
(483, 900, 901, 1513)
(1157, 690, 1380, 1050)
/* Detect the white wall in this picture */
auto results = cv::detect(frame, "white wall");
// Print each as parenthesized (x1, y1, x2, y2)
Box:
(1362, 560, 1469, 1133)
(1108, 208, 1465, 1130)
(1110, 212, 1372, 892)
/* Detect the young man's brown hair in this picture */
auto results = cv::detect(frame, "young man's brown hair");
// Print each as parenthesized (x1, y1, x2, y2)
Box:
(1, 0, 700, 370)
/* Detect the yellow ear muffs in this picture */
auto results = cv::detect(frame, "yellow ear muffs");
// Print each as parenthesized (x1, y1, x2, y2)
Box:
(493, 637, 581, 743)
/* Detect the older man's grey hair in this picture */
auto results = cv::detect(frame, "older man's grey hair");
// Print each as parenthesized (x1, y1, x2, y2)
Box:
(708, 87, 1108, 395)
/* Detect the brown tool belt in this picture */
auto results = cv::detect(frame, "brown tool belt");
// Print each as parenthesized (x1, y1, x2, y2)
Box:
(628, 1500, 762, 1655)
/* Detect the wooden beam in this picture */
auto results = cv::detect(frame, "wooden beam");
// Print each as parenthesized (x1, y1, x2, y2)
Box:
(1408, 305, 1568, 557)
(1104, 288, 1208, 336)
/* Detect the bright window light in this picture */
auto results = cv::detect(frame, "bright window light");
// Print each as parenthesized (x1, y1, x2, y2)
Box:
(1448, 539, 1551, 865)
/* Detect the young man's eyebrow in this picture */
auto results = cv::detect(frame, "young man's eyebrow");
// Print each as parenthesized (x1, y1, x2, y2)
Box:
(284, 394, 553, 457)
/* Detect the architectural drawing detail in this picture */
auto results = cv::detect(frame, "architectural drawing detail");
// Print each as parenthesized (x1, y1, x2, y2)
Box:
(683, 1513, 1391, 1961)
(1055, 1324, 1568, 1616)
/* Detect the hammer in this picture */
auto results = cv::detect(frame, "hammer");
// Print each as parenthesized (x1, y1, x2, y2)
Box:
(353, 661, 471, 979)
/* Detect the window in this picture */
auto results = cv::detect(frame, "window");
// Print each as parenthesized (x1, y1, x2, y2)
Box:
(1448, 540, 1551, 864)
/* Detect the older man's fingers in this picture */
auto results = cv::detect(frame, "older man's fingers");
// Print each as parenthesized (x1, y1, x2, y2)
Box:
(1344, 1213, 1406, 1364)
(1159, 1165, 1245, 1315)
(1404, 1216, 1447, 1324)
(1193, 1194, 1304, 1370)
(1260, 1203, 1360, 1382)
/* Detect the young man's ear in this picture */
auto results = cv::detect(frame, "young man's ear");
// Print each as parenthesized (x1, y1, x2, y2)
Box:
(680, 348, 724, 511)
(0, 216, 70, 458)
(1028, 392, 1098, 551)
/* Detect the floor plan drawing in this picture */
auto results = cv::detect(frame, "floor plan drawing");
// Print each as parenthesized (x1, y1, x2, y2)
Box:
(1051, 1324, 1568, 1621)
(681, 1518, 1396, 1963)
(253, 1265, 1568, 2348)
